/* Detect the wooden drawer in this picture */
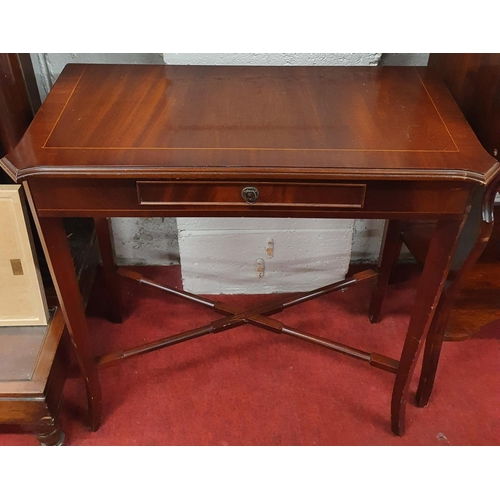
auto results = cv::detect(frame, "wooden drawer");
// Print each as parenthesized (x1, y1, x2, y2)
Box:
(28, 178, 471, 218)
(136, 181, 367, 208)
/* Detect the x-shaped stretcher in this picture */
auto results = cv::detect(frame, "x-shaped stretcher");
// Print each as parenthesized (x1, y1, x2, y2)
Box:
(96, 268, 399, 376)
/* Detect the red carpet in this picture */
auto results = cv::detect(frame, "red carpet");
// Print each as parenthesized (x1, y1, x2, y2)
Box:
(1, 265, 499, 445)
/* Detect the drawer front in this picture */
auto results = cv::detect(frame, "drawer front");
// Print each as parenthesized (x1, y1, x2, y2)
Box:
(136, 181, 367, 208)
(29, 178, 471, 218)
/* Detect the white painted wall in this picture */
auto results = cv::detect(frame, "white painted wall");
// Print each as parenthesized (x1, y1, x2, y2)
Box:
(161, 53, 383, 66)
(30, 53, 428, 292)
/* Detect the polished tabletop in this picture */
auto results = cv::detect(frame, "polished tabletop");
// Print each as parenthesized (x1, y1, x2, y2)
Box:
(1, 64, 497, 183)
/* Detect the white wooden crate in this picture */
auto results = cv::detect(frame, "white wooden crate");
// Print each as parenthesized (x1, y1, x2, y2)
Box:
(178, 218, 354, 294)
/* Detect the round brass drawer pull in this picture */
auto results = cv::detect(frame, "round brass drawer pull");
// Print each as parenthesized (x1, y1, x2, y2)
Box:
(241, 187, 259, 204)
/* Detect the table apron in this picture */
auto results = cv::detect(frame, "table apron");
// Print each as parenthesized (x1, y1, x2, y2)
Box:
(27, 178, 473, 219)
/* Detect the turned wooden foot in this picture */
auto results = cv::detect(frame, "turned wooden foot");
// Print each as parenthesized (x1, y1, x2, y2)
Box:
(36, 425, 65, 446)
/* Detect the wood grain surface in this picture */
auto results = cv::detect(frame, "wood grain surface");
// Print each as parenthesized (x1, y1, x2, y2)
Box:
(2, 64, 497, 183)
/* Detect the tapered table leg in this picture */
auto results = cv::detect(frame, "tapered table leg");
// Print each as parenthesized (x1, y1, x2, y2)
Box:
(94, 217, 123, 323)
(391, 217, 465, 436)
(416, 184, 497, 407)
(35, 216, 102, 431)
(369, 219, 404, 323)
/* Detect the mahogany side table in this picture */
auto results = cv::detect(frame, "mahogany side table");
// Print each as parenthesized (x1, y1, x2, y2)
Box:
(1, 64, 498, 436)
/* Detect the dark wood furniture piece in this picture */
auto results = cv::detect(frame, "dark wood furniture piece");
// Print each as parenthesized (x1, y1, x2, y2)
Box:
(0, 54, 40, 152)
(1, 64, 499, 437)
(428, 53, 500, 161)
(0, 307, 67, 445)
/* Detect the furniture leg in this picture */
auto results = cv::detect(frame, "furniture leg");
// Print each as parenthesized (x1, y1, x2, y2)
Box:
(94, 217, 123, 323)
(391, 217, 466, 436)
(416, 184, 497, 407)
(23, 196, 103, 431)
(369, 219, 404, 323)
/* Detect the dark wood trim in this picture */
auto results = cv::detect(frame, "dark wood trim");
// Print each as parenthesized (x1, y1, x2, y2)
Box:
(0, 54, 39, 156)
